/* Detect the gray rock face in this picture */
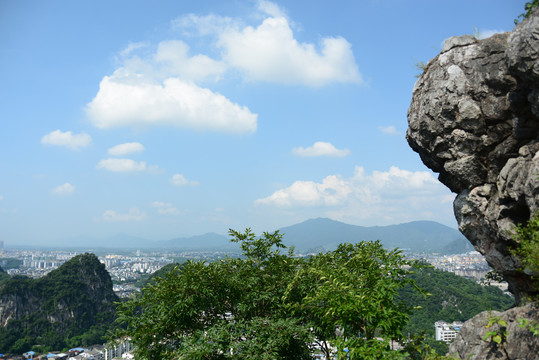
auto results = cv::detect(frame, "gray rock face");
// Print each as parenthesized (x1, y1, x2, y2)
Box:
(448, 302, 539, 360)
(407, 9, 539, 304)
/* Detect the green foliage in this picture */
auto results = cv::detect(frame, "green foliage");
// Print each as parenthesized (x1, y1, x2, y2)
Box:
(0, 253, 118, 354)
(116, 229, 311, 359)
(116, 231, 424, 359)
(481, 270, 505, 286)
(515, 0, 539, 24)
(133, 262, 184, 288)
(518, 317, 539, 336)
(512, 212, 539, 279)
(0, 258, 23, 271)
(402, 333, 451, 360)
(483, 315, 507, 345)
(285, 241, 422, 359)
(398, 264, 514, 339)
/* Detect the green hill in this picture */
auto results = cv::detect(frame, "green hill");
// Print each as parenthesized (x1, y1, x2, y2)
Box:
(0, 253, 119, 354)
(398, 264, 514, 337)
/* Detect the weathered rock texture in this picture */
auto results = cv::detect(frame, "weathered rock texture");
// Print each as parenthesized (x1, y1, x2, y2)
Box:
(0, 253, 118, 349)
(448, 302, 539, 360)
(407, 8, 539, 305)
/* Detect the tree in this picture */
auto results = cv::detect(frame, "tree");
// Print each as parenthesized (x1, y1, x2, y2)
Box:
(115, 231, 424, 359)
(285, 241, 423, 359)
(115, 229, 313, 359)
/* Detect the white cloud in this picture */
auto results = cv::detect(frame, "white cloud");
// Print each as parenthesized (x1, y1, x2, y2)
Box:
(108, 142, 145, 156)
(172, 14, 238, 37)
(87, 1, 361, 131)
(256, 175, 351, 206)
(218, 16, 361, 86)
(378, 125, 400, 135)
(256, 166, 455, 225)
(151, 201, 181, 215)
(475, 28, 505, 40)
(154, 40, 227, 82)
(292, 141, 350, 157)
(118, 41, 149, 58)
(52, 183, 75, 196)
(102, 208, 146, 222)
(170, 173, 199, 187)
(87, 76, 257, 134)
(41, 130, 92, 150)
(96, 158, 155, 172)
(0, 195, 3, 200)
(257, 0, 287, 18)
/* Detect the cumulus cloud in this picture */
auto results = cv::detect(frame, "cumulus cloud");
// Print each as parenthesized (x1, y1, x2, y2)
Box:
(474, 28, 505, 40)
(151, 201, 181, 214)
(378, 125, 400, 135)
(102, 208, 146, 222)
(87, 76, 257, 133)
(153, 40, 227, 81)
(41, 130, 92, 150)
(96, 158, 155, 172)
(108, 142, 145, 156)
(51, 182, 75, 196)
(87, 2, 361, 132)
(218, 16, 361, 86)
(170, 173, 199, 187)
(292, 141, 350, 157)
(256, 166, 454, 225)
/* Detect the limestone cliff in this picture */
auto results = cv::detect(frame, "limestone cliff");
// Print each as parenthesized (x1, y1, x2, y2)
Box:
(407, 8, 539, 304)
(0, 253, 118, 353)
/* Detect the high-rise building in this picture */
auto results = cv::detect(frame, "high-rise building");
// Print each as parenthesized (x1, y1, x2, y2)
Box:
(435, 321, 463, 343)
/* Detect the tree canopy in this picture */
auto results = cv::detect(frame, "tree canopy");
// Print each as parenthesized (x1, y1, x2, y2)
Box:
(116, 229, 424, 359)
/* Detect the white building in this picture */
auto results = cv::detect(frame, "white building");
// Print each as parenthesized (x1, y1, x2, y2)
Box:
(435, 321, 463, 343)
(104, 338, 133, 360)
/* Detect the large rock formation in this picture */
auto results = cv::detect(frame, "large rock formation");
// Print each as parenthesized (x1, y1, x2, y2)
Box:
(448, 302, 539, 360)
(407, 8, 539, 305)
(0, 253, 118, 353)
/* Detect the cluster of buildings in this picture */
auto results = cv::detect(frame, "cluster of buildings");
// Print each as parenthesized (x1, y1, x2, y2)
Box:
(419, 251, 491, 280)
(0, 339, 134, 360)
(1, 250, 173, 285)
(102, 254, 172, 283)
(3, 250, 79, 278)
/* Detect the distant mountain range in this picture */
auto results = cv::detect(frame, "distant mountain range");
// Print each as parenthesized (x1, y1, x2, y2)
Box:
(54, 218, 466, 254)
(279, 218, 464, 253)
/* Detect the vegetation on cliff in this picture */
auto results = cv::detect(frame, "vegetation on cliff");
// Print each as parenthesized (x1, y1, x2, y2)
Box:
(0, 253, 118, 354)
(512, 212, 539, 288)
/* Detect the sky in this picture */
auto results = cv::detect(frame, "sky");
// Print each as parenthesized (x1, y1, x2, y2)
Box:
(0, 0, 528, 246)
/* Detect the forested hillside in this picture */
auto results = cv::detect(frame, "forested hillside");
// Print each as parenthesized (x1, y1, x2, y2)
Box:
(398, 264, 514, 337)
(0, 253, 118, 354)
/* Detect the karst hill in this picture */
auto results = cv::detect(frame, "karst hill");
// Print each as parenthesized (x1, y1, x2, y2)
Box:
(0, 253, 118, 354)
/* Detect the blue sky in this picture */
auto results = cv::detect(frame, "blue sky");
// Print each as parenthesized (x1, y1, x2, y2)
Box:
(0, 0, 527, 246)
